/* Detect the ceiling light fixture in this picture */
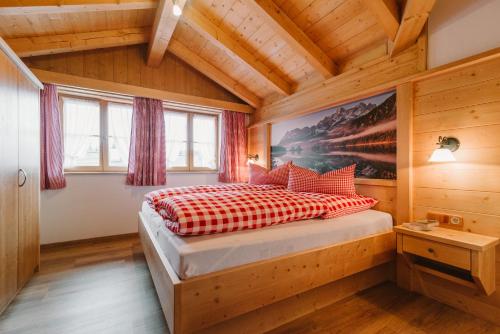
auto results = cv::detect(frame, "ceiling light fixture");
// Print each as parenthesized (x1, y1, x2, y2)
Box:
(172, 2, 182, 16)
(428, 136, 460, 163)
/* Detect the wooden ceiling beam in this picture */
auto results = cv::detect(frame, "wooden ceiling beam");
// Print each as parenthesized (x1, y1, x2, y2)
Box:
(0, 0, 157, 15)
(168, 39, 261, 107)
(182, 5, 292, 96)
(390, 0, 436, 57)
(363, 0, 400, 41)
(247, 0, 337, 79)
(147, 0, 186, 67)
(5, 27, 149, 58)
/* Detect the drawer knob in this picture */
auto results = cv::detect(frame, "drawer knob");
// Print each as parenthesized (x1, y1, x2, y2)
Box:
(427, 248, 434, 253)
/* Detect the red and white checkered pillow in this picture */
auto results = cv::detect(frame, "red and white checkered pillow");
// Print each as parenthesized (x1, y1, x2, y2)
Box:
(248, 162, 291, 186)
(288, 164, 357, 196)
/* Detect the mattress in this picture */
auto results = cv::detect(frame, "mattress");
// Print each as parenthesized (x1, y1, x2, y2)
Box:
(141, 201, 393, 280)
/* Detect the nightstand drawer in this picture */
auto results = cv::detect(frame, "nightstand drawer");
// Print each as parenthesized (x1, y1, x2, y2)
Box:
(402, 235, 471, 270)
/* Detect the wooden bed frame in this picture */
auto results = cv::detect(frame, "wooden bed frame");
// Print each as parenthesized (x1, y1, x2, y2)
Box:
(139, 211, 396, 333)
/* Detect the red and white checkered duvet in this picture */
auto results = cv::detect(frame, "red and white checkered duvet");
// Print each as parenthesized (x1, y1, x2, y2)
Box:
(148, 186, 378, 235)
(146, 183, 285, 210)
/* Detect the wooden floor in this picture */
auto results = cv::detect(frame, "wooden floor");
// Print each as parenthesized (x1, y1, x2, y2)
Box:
(0, 236, 499, 334)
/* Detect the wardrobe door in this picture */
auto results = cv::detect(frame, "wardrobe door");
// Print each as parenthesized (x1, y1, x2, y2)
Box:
(0, 51, 19, 312)
(17, 73, 41, 289)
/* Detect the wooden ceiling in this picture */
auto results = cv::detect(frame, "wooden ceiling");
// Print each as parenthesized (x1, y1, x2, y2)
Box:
(0, 0, 435, 108)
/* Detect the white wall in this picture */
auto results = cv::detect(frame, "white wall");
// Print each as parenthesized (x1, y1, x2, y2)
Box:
(40, 173, 218, 244)
(428, 0, 500, 68)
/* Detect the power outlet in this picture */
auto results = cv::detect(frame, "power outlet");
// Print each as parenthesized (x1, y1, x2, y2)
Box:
(450, 215, 463, 226)
(427, 212, 464, 230)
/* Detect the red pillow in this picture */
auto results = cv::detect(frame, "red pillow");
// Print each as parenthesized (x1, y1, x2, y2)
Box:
(248, 162, 291, 186)
(288, 164, 357, 196)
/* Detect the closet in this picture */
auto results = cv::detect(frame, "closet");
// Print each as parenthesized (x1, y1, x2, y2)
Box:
(0, 38, 43, 313)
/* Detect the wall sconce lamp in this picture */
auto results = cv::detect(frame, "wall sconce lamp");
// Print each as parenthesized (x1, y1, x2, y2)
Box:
(428, 136, 460, 162)
(247, 154, 259, 164)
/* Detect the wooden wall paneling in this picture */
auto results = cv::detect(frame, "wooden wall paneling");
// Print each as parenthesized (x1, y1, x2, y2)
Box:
(355, 184, 397, 218)
(23, 45, 245, 104)
(338, 41, 388, 72)
(396, 82, 413, 224)
(409, 54, 500, 325)
(17, 72, 41, 289)
(251, 44, 421, 126)
(247, 124, 270, 168)
(31, 68, 253, 113)
(0, 49, 19, 314)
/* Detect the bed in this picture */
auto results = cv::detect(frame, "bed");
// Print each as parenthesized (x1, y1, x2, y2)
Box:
(139, 185, 396, 333)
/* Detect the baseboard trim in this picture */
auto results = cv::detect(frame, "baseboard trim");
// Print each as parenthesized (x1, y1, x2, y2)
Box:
(41, 232, 139, 250)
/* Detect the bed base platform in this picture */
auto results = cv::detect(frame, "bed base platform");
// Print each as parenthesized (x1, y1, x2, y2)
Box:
(139, 212, 396, 333)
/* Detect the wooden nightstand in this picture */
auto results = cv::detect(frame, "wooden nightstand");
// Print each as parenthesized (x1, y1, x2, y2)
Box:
(394, 226, 500, 295)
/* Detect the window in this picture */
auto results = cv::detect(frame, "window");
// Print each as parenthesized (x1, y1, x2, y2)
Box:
(164, 111, 218, 171)
(61, 94, 219, 173)
(62, 96, 132, 172)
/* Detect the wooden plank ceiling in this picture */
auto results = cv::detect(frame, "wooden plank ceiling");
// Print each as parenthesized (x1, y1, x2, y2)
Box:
(0, 0, 435, 108)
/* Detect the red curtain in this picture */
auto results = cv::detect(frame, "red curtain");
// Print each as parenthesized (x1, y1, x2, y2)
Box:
(126, 97, 166, 186)
(40, 83, 66, 190)
(218, 110, 248, 183)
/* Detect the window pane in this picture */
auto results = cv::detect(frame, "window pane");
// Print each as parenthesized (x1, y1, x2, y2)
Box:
(192, 114, 217, 169)
(108, 103, 132, 167)
(63, 98, 100, 168)
(164, 111, 188, 168)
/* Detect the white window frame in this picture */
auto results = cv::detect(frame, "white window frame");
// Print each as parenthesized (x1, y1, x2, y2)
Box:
(166, 110, 219, 173)
(60, 94, 132, 173)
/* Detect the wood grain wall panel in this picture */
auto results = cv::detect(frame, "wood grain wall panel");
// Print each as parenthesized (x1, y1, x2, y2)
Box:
(0, 49, 19, 314)
(22, 45, 243, 104)
(252, 45, 420, 125)
(247, 124, 270, 169)
(412, 55, 500, 324)
(396, 82, 413, 224)
(413, 101, 500, 134)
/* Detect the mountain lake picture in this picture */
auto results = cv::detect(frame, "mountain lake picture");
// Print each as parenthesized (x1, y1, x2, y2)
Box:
(271, 90, 397, 179)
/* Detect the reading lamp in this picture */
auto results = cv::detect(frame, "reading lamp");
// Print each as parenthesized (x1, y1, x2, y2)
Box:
(247, 154, 259, 164)
(428, 136, 460, 162)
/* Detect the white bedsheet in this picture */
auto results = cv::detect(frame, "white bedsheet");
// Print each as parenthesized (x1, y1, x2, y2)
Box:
(141, 201, 393, 279)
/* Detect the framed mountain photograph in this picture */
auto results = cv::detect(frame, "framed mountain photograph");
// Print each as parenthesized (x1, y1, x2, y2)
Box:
(271, 90, 397, 180)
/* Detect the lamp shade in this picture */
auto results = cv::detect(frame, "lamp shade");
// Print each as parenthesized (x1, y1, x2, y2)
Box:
(428, 148, 456, 162)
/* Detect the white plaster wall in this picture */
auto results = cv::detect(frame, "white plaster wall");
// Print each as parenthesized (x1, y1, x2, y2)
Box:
(40, 173, 218, 244)
(428, 0, 500, 68)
